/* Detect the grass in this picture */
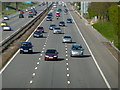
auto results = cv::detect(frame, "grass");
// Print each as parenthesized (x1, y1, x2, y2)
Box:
(2, 2, 38, 16)
(92, 21, 118, 48)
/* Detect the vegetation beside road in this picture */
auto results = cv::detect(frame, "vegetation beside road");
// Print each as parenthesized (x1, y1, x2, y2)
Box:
(71, 2, 120, 50)
(93, 22, 118, 48)
(1, 2, 38, 16)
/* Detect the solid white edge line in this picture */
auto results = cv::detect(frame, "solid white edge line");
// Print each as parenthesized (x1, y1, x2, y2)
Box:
(0, 10, 47, 74)
(67, 4, 111, 89)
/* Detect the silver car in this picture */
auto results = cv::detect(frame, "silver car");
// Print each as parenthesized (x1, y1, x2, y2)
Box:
(63, 36, 72, 43)
(53, 27, 62, 34)
(70, 44, 84, 57)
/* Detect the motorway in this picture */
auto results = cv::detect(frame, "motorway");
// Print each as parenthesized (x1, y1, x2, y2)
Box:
(0, 3, 50, 42)
(2, 3, 118, 88)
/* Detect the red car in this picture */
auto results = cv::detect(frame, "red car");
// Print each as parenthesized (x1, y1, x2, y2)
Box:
(44, 49, 58, 61)
(37, 27, 44, 33)
(55, 12, 60, 17)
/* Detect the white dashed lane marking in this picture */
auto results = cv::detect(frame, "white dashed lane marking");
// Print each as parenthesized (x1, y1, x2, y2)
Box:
(66, 58, 68, 61)
(29, 80, 33, 84)
(40, 54, 42, 56)
(67, 68, 69, 71)
(66, 63, 69, 65)
(67, 74, 70, 77)
(35, 67, 38, 70)
(37, 62, 40, 64)
(67, 81, 70, 84)
(32, 73, 36, 76)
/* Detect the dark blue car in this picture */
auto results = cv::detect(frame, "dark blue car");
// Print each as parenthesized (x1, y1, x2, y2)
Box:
(20, 41, 33, 54)
(33, 31, 43, 37)
(66, 18, 72, 23)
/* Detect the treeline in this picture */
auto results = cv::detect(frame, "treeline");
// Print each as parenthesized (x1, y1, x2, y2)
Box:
(88, 2, 120, 49)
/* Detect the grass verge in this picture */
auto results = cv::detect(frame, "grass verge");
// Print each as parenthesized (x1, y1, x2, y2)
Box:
(92, 21, 118, 49)
(2, 2, 38, 16)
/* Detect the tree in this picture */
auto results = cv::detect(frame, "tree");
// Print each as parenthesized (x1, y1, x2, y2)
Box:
(88, 2, 117, 21)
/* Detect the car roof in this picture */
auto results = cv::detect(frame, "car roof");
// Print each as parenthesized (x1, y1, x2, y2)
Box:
(64, 36, 71, 38)
(21, 41, 31, 43)
(72, 44, 82, 47)
(46, 49, 56, 51)
(38, 27, 43, 28)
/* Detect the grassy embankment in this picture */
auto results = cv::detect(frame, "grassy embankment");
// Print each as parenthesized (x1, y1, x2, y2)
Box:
(1, 2, 37, 17)
(92, 22, 118, 48)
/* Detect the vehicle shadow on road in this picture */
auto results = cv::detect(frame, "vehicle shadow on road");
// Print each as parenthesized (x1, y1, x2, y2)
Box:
(31, 52, 41, 54)
(45, 58, 64, 61)
(72, 54, 91, 58)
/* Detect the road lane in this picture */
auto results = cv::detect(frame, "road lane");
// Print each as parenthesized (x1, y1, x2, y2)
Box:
(67, 3, 118, 88)
(1, 3, 49, 42)
(2, 3, 118, 89)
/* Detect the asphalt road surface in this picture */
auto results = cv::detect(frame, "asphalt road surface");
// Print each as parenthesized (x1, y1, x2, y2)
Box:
(1, 3, 50, 42)
(2, 3, 118, 89)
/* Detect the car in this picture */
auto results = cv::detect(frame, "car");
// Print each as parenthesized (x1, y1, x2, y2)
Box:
(2, 25, 11, 31)
(33, 31, 43, 37)
(19, 14, 24, 18)
(19, 10, 24, 14)
(57, 8, 62, 12)
(53, 27, 62, 34)
(48, 12, 53, 17)
(3, 16, 9, 20)
(44, 49, 58, 60)
(37, 27, 44, 32)
(20, 41, 33, 54)
(66, 18, 72, 23)
(55, 12, 60, 17)
(62, 36, 72, 43)
(1, 22, 7, 27)
(46, 16, 52, 21)
(70, 44, 84, 57)
(59, 21, 65, 26)
(28, 13, 33, 18)
(53, 5, 57, 8)
(49, 24, 56, 30)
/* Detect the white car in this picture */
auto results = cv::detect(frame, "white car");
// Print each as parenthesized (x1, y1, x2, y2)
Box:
(3, 16, 9, 20)
(53, 27, 62, 34)
(62, 36, 72, 43)
(53, 5, 57, 8)
(3, 26, 11, 31)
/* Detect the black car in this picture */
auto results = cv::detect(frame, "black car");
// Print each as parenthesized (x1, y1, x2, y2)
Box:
(20, 41, 33, 54)
(19, 14, 24, 18)
(33, 31, 43, 37)
(46, 16, 52, 21)
(49, 24, 56, 30)
(59, 21, 65, 26)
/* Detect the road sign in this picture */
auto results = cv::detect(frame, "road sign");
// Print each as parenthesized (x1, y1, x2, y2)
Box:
(6, 8, 8, 11)
(25, 1, 31, 4)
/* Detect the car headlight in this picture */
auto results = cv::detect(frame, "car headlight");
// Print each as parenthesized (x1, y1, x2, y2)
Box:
(29, 48, 32, 50)
(20, 48, 23, 50)
(45, 55, 49, 57)
(54, 56, 57, 57)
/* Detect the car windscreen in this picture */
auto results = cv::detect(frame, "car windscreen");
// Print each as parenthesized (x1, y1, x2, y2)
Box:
(72, 46, 82, 50)
(21, 42, 32, 47)
(38, 27, 43, 29)
(34, 31, 42, 34)
(46, 50, 56, 54)
(60, 22, 64, 24)
(64, 36, 71, 38)
(54, 28, 60, 30)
